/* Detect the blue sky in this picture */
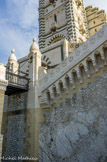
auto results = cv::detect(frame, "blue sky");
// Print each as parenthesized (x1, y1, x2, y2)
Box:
(0, 0, 107, 64)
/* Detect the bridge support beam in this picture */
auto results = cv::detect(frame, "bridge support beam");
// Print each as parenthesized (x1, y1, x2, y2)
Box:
(0, 64, 8, 159)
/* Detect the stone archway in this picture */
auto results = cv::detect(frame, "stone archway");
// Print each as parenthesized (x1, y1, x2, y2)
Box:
(48, 34, 65, 45)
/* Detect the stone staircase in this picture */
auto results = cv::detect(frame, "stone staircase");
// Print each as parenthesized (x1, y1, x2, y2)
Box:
(39, 24, 107, 107)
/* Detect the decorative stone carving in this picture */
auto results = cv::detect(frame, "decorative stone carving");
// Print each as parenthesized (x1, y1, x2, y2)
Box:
(56, 66, 60, 73)
(90, 37, 95, 44)
(82, 42, 88, 50)
(75, 49, 81, 56)
(62, 61, 67, 67)
(50, 70, 54, 77)
(69, 56, 73, 62)
(44, 76, 48, 82)
(98, 28, 104, 38)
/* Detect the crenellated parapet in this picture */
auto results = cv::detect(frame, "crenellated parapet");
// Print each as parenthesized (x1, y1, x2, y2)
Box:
(39, 24, 107, 107)
(85, 5, 107, 37)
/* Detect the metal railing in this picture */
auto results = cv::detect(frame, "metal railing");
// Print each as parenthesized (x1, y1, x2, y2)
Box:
(6, 71, 29, 90)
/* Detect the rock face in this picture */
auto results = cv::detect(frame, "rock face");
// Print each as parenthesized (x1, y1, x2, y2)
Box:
(39, 70, 107, 162)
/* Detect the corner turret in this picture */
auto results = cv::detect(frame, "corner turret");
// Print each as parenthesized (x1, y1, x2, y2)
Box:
(28, 38, 41, 82)
(27, 38, 42, 109)
(30, 38, 39, 52)
(7, 49, 19, 74)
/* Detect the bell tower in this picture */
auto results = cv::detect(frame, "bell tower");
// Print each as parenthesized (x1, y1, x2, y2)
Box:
(39, 0, 89, 49)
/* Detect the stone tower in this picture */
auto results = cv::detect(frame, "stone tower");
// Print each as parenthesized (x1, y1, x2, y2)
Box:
(85, 5, 107, 36)
(39, 0, 89, 49)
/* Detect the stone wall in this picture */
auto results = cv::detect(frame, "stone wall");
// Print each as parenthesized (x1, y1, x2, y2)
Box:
(0, 90, 5, 132)
(39, 70, 107, 162)
(0, 64, 8, 161)
(5, 114, 26, 158)
(2, 92, 27, 161)
(0, 90, 5, 161)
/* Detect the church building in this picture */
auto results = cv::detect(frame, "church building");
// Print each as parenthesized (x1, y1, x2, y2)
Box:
(0, 0, 107, 161)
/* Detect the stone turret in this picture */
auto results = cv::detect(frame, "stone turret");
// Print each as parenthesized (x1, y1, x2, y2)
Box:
(26, 38, 42, 160)
(28, 38, 41, 84)
(28, 38, 41, 108)
(85, 5, 107, 36)
(30, 38, 39, 52)
(7, 49, 19, 74)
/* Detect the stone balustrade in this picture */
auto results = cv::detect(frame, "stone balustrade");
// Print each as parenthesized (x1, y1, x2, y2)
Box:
(39, 24, 107, 107)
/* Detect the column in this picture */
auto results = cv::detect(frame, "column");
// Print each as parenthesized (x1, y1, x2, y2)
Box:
(0, 64, 8, 160)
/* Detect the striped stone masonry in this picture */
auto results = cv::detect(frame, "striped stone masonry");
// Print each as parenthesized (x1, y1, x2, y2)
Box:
(39, 0, 89, 49)
(39, 24, 107, 107)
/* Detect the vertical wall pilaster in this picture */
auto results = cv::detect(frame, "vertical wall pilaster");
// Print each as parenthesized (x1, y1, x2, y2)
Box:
(0, 64, 8, 161)
(25, 39, 44, 160)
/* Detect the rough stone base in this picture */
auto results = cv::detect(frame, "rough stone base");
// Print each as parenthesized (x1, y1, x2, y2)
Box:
(0, 134, 3, 162)
(39, 70, 107, 162)
(2, 92, 27, 162)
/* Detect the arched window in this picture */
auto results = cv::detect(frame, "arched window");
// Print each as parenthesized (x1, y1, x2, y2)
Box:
(50, 0, 55, 3)
(54, 14, 57, 23)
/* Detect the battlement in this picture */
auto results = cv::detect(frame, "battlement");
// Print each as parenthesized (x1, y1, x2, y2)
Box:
(85, 5, 107, 37)
(39, 24, 107, 107)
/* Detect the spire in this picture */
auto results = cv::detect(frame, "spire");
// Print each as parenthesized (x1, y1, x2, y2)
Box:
(8, 49, 17, 62)
(30, 38, 39, 52)
(7, 49, 18, 73)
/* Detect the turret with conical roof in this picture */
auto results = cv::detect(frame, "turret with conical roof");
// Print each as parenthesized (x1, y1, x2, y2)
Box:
(30, 38, 39, 52)
(8, 49, 17, 62)
(28, 38, 41, 82)
(7, 49, 19, 73)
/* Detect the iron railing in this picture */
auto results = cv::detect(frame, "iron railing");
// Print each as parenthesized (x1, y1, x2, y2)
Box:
(6, 72, 29, 90)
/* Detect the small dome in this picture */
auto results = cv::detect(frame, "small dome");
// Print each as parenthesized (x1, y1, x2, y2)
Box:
(30, 38, 39, 52)
(8, 49, 17, 62)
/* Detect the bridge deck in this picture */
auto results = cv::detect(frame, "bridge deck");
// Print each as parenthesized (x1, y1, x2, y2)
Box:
(5, 72, 29, 96)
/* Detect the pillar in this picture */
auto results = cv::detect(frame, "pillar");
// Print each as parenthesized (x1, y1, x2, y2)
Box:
(0, 64, 8, 160)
